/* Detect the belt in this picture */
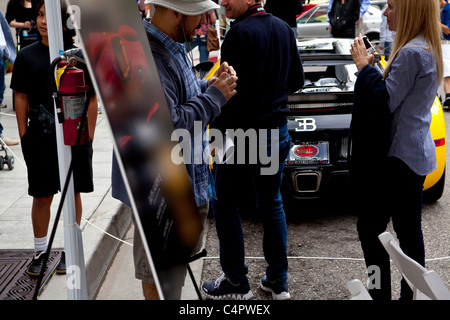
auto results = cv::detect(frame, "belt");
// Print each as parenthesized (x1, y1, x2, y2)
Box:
(442, 39, 450, 44)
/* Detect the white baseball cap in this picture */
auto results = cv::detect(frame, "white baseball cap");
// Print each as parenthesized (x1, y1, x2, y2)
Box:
(148, 0, 219, 16)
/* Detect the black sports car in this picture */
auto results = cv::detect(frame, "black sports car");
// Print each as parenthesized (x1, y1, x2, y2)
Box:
(282, 38, 446, 204)
(283, 39, 356, 201)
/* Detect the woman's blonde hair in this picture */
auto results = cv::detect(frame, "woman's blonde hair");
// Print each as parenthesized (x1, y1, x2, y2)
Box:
(383, 0, 443, 82)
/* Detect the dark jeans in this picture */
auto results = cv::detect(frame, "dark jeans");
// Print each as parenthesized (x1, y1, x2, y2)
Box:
(357, 157, 426, 300)
(211, 124, 291, 283)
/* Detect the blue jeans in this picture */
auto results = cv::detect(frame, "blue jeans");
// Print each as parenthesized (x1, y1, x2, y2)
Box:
(185, 35, 209, 63)
(211, 124, 291, 283)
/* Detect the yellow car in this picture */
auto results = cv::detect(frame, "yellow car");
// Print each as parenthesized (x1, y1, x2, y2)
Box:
(416, 83, 447, 202)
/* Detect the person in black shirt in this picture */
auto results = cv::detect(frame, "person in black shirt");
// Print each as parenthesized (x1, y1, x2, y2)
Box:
(10, 0, 98, 277)
(328, 0, 361, 39)
(202, 0, 303, 300)
(5, 0, 39, 48)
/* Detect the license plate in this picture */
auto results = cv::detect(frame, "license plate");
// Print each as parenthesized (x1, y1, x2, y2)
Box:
(288, 141, 329, 165)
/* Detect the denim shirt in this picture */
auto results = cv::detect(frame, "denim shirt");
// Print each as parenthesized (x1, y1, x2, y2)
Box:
(385, 35, 437, 176)
(0, 11, 16, 64)
(144, 21, 224, 206)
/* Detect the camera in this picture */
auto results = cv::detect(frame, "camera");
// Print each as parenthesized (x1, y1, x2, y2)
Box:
(362, 36, 375, 54)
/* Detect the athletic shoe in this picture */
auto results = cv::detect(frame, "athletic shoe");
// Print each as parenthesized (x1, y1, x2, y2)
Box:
(260, 273, 291, 300)
(0, 103, 6, 108)
(202, 273, 253, 300)
(56, 251, 66, 274)
(27, 251, 47, 277)
(443, 99, 450, 111)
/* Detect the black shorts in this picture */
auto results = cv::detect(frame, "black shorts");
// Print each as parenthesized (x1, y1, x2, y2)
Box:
(21, 128, 94, 198)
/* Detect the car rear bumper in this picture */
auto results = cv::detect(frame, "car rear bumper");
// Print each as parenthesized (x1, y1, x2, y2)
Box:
(283, 164, 349, 200)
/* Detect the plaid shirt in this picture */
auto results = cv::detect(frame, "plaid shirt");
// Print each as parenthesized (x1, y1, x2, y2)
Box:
(144, 21, 211, 206)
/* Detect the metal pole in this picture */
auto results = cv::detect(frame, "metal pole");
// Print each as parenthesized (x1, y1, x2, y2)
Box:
(45, 0, 88, 300)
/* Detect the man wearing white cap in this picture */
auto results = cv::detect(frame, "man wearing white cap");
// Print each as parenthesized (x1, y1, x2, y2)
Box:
(113, 0, 238, 300)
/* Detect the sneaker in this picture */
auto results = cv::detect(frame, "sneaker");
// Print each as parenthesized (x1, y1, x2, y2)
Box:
(1, 137, 19, 146)
(202, 273, 253, 300)
(56, 251, 66, 274)
(260, 274, 291, 300)
(27, 251, 47, 278)
(443, 99, 450, 111)
(0, 103, 6, 108)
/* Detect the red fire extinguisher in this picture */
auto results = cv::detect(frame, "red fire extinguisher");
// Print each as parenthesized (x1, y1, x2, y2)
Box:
(53, 56, 90, 146)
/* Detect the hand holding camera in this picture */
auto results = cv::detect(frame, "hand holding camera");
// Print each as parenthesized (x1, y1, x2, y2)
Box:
(350, 33, 375, 71)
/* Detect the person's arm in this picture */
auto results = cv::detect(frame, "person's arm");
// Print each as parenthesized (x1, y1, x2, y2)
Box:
(326, 0, 333, 23)
(441, 8, 450, 35)
(14, 91, 29, 139)
(9, 20, 32, 29)
(352, 0, 361, 26)
(442, 23, 450, 35)
(6, 2, 32, 30)
(359, 0, 371, 18)
(155, 60, 232, 133)
(209, 10, 217, 25)
(384, 49, 422, 114)
(87, 95, 98, 141)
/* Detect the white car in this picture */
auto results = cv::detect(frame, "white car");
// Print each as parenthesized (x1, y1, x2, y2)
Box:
(297, 4, 382, 43)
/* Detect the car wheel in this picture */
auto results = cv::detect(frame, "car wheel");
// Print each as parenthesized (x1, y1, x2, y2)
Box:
(423, 167, 446, 203)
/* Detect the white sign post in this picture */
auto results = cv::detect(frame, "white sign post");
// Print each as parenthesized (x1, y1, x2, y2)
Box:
(45, 0, 87, 300)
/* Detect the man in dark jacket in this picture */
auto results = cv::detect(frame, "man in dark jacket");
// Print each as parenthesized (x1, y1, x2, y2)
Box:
(329, 0, 361, 38)
(202, 0, 304, 300)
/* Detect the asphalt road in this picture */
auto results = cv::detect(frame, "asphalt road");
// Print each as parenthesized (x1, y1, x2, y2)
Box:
(200, 112, 450, 301)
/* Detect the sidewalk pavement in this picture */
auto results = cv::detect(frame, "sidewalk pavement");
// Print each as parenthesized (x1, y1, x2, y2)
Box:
(0, 72, 204, 300)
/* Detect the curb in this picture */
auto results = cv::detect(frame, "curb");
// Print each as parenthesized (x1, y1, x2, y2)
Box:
(39, 189, 132, 300)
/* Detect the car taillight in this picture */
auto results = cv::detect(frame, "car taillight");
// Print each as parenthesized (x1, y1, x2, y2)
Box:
(435, 138, 445, 147)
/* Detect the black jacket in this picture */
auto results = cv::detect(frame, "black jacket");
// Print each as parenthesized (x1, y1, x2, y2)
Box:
(349, 64, 391, 193)
(329, 0, 361, 37)
(212, 4, 304, 131)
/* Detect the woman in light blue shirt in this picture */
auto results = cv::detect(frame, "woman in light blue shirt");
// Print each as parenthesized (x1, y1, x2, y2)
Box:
(350, 0, 443, 300)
